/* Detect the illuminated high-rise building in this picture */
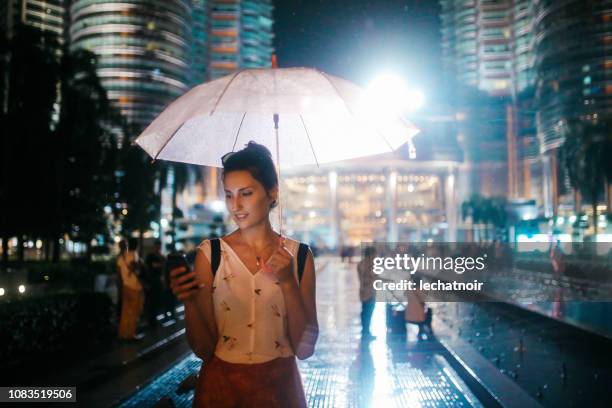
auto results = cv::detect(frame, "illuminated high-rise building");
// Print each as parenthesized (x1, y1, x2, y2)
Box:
(440, 0, 513, 204)
(441, 0, 612, 220)
(69, 0, 192, 129)
(530, 0, 612, 218)
(208, 0, 273, 79)
(441, 0, 513, 96)
(0, 0, 69, 49)
(1, 0, 67, 41)
(190, 0, 207, 86)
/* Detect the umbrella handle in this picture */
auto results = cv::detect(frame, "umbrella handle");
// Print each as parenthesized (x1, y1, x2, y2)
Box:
(274, 113, 282, 236)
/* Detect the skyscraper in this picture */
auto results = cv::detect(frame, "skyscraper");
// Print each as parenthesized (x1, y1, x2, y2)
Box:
(1, 0, 66, 41)
(441, 0, 612, 220)
(440, 0, 513, 201)
(69, 0, 193, 129)
(441, 0, 513, 96)
(190, 0, 207, 86)
(208, 0, 273, 80)
(532, 0, 612, 217)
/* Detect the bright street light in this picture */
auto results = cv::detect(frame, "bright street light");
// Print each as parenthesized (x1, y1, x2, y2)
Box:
(365, 72, 424, 116)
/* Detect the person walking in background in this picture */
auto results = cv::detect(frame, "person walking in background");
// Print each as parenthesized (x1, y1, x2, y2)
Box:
(145, 239, 165, 329)
(117, 237, 145, 341)
(115, 240, 127, 322)
(357, 246, 377, 341)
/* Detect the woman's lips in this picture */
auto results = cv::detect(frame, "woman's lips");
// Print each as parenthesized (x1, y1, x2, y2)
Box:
(235, 213, 249, 221)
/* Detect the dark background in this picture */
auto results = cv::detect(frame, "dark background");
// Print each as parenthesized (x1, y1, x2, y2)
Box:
(274, 0, 442, 92)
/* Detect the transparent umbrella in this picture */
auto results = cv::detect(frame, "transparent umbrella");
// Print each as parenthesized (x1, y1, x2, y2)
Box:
(134, 67, 420, 232)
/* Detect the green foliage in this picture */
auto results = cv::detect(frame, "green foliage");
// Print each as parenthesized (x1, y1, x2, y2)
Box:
(56, 49, 122, 247)
(118, 132, 163, 237)
(0, 25, 125, 261)
(25, 260, 115, 286)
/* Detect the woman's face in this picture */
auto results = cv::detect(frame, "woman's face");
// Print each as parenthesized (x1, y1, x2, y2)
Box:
(224, 170, 277, 229)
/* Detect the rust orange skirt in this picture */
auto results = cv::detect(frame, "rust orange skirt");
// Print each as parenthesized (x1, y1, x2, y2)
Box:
(193, 355, 307, 408)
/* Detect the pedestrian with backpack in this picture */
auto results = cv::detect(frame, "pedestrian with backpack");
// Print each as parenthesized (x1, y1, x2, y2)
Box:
(169, 142, 318, 407)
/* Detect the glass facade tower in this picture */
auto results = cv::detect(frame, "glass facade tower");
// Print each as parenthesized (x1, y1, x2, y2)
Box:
(69, 0, 192, 129)
(209, 0, 273, 80)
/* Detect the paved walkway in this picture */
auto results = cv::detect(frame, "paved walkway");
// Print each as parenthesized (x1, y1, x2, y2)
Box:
(118, 257, 481, 407)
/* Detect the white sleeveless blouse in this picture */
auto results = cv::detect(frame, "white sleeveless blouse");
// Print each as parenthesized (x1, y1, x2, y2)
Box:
(197, 237, 302, 364)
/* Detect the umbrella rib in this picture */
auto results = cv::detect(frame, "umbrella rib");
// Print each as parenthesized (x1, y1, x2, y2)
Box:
(299, 114, 320, 168)
(153, 121, 185, 161)
(232, 112, 247, 152)
(209, 69, 245, 116)
(319, 71, 395, 152)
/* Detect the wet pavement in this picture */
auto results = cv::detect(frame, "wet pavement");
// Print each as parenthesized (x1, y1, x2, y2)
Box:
(26, 257, 611, 407)
(118, 258, 484, 407)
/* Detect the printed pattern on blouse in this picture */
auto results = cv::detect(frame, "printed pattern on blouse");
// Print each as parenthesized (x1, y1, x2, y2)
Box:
(197, 237, 301, 364)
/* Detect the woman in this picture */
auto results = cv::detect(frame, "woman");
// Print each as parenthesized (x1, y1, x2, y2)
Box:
(170, 142, 318, 407)
(117, 237, 145, 341)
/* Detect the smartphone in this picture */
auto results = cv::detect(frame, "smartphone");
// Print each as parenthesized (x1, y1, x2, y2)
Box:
(166, 252, 191, 281)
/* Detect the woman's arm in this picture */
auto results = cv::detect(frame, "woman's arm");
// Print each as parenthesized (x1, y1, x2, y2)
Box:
(181, 250, 218, 360)
(280, 249, 319, 360)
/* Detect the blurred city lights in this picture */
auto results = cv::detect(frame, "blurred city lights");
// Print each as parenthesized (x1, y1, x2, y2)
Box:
(0, 288, 4, 296)
(18, 285, 26, 294)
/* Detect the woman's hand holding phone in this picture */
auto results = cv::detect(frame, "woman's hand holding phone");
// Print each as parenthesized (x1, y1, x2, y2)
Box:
(170, 267, 203, 302)
(168, 253, 203, 302)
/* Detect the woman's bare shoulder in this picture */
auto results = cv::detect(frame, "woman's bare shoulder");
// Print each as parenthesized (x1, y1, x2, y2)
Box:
(221, 230, 240, 243)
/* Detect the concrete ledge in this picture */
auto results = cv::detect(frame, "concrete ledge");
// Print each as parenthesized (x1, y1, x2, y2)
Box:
(436, 320, 542, 408)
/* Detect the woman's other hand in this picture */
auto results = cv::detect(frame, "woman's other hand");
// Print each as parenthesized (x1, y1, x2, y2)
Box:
(264, 237, 294, 284)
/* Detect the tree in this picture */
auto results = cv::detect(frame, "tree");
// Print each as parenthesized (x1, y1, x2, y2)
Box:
(559, 116, 612, 234)
(462, 194, 508, 241)
(0, 26, 125, 262)
(0, 26, 60, 263)
(53, 49, 122, 259)
(118, 127, 164, 251)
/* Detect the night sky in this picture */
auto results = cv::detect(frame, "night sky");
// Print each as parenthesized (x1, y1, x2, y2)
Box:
(274, 0, 442, 97)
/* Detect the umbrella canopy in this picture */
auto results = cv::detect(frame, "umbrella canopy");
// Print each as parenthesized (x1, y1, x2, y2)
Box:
(135, 67, 419, 168)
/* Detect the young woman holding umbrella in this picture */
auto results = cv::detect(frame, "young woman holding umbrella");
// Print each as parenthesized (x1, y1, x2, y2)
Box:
(169, 141, 318, 407)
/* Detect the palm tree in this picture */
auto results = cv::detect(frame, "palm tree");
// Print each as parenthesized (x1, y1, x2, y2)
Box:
(462, 194, 508, 241)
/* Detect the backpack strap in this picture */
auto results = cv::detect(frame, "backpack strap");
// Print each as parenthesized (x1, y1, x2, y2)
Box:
(211, 238, 308, 282)
(210, 238, 221, 276)
(297, 243, 309, 284)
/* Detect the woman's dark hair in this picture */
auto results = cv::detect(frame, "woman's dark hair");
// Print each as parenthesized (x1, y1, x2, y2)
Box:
(222, 141, 278, 207)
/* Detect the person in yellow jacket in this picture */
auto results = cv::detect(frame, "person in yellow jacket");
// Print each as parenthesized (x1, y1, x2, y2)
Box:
(117, 238, 145, 341)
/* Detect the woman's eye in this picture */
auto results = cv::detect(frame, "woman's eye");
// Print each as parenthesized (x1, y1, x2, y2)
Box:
(225, 194, 231, 199)
(242, 191, 252, 196)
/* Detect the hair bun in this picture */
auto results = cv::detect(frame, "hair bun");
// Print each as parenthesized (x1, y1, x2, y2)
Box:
(245, 141, 273, 159)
